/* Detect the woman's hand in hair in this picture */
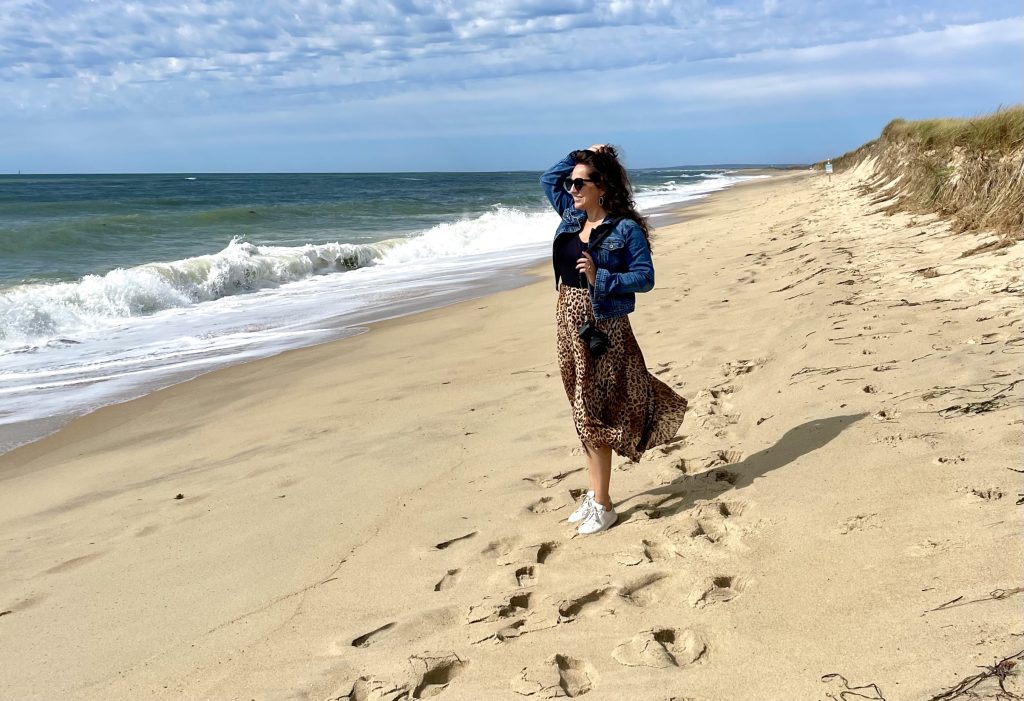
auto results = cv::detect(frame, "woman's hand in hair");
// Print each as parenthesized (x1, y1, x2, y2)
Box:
(587, 144, 607, 153)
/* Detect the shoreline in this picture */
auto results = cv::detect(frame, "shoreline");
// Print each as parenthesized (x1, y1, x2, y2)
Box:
(0, 174, 770, 459)
(2, 168, 1018, 699)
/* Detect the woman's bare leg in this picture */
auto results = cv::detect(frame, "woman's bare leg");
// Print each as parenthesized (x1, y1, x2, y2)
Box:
(584, 442, 614, 509)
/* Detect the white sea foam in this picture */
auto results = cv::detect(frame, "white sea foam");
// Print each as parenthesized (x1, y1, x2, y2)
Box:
(634, 172, 763, 210)
(0, 207, 554, 348)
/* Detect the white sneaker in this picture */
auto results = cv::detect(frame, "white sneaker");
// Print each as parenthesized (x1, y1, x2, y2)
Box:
(577, 502, 617, 535)
(567, 490, 595, 524)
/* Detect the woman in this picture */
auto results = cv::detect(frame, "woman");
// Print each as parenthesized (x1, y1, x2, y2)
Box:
(540, 145, 688, 535)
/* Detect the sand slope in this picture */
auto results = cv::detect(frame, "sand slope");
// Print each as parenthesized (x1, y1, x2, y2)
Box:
(1, 170, 1021, 700)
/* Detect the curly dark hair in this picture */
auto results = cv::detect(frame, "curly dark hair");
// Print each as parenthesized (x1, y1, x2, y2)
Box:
(571, 145, 651, 251)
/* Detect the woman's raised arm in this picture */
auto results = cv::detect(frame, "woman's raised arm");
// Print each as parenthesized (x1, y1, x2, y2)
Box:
(539, 152, 577, 216)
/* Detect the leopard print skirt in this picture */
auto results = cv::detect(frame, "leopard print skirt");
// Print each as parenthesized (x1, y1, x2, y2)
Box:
(556, 285, 688, 461)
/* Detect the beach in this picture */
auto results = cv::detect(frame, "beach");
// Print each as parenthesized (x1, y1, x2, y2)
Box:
(1, 168, 1022, 699)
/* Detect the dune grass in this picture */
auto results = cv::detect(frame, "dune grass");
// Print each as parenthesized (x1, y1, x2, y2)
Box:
(881, 105, 1024, 151)
(820, 106, 1024, 245)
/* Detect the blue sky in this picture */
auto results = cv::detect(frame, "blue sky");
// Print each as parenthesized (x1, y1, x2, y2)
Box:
(2, 1, 1022, 172)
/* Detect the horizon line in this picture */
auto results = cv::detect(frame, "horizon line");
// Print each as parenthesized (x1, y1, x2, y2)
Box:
(2, 163, 811, 176)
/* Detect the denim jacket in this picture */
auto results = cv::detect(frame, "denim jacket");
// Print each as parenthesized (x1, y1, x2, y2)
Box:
(540, 152, 654, 320)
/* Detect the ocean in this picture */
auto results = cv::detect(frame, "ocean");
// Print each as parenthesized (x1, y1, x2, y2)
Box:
(0, 168, 762, 453)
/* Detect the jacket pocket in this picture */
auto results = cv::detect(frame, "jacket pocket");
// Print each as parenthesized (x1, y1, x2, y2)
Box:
(598, 235, 625, 251)
(596, 236, 626, 269)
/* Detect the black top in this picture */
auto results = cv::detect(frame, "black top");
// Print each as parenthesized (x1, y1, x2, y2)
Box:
(553, 218, 621, 289)
(555, 233, 588, 288)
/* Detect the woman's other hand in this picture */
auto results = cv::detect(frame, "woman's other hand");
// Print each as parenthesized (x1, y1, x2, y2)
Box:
(576, 251, 597, 286)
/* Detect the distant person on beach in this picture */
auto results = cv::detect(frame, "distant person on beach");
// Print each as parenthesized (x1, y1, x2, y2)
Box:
(541, 145, 689, 535)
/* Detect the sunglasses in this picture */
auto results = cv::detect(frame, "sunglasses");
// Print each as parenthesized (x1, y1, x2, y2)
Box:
(563, 177, 598, 192)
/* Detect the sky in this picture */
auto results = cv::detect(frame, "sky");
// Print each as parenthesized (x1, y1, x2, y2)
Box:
(2, 0, 1022, 173)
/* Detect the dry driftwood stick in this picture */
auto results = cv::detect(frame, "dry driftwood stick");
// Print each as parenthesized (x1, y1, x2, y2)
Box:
(790, 363, 875, 380)
(889, 297, 954, 307)
(926, 595, 964, 613)
(819, 672, 887, 700)
(772, 266, 832, 292)
(924, 588, 1024, 614)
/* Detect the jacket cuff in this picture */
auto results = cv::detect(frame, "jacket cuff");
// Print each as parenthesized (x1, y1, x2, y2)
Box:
(593, 266, 611, 300)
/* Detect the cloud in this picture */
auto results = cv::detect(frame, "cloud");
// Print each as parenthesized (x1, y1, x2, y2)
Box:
(3, 1, 1020, 113)
(1, 1, 1021, 170)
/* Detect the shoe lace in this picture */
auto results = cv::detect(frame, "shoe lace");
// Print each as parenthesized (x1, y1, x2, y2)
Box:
(578, 492, 595, 515)
(582, 501, 606, 525)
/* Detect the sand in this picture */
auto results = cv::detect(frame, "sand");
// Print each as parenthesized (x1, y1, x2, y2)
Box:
(1, 169, 1022, 700)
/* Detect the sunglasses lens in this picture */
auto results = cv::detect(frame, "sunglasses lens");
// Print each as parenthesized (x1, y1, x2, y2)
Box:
(564, 178, 582, 192)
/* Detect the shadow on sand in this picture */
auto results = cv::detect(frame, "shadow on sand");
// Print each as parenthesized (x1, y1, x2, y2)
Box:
(618, 412, 869, 523)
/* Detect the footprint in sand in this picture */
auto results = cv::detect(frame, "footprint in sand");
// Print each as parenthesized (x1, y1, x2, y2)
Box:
(639, 538, 676, 563)
(331, 675, 406, 701)
(722, 358, 767, 378)
(634, 499, 746, 558)
(905, 538, 954, 558)
(408, 653, 467, 699)
(346, 607, 460, 652)
(535, 541, 558, 564)
(493, 618, 528, 642)
(351, 622, 398, 649)
(633, 503, 672, 522)
(527, 496, 565, 514)
(693, 386, 740, 434)
(497, 541, 559, 567)
(625, 487, 689, 522)
(466, 592, 532, 624)
(680, 466, 741, 498)
(872, 408, 900, 421)
(652, 461, 689, 485)
(685, 450, 744, 477)
(969, 487, 1004, 501)
(706, 468, 740, 486)
(612, 628, 708, 669)
(837, 513, 880, 534)
(515, 565, 538, 587)
(511, 654, 597, 697)
(655, 435, 688, 456)
(614, 548, 648, 566)
(690, 575, 747, 608)
(616, 572, 671, 607)
(557, 588, 612, 623)
(336, 653, 467, 701)
(434, 569, 461, 592)
(481, 536, 521, 558)
(434, 531, 477, 551)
